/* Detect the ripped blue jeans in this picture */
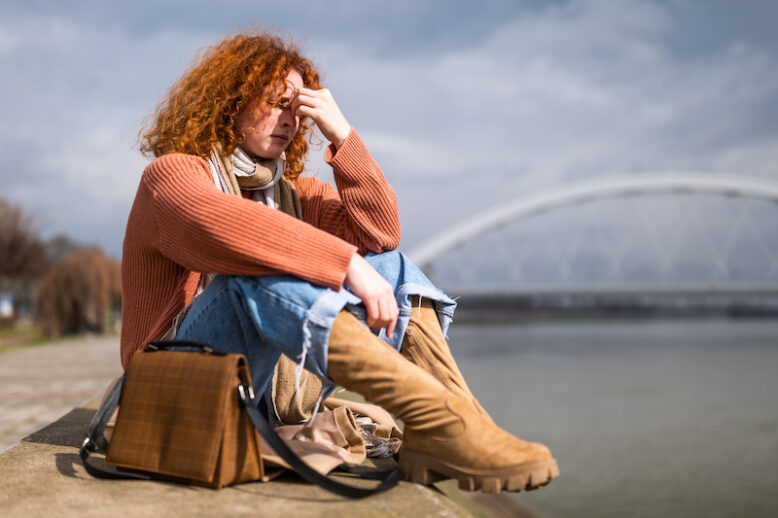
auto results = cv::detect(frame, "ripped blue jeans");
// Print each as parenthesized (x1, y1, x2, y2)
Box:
(174, 251, 456, 400)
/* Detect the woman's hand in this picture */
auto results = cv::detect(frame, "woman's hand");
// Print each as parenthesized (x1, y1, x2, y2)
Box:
(344, 253, 399, 338)
(291, 87, 351, 149)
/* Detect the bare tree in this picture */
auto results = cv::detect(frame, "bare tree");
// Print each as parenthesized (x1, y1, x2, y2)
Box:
(0, 198, 47, 280)
(44, 234, 84, 266)
(0, 198, 48, 324)
(34, 248, 121, 337)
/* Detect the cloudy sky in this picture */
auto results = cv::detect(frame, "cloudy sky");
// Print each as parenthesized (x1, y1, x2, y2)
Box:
(1, 0, 777, 259)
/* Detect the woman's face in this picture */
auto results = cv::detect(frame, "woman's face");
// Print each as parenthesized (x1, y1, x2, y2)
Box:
(236, 69, 304, 159)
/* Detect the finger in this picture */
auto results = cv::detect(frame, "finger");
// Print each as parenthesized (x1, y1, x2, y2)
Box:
(386, 298, 397, 335)
(290, 95, 318, 113)
(294, 95, 323, 110)
(388, 296, 399, 321)
(293, 93, 320, 107)
(383, 298, 397, 338)
(298, 88, 336, 106)
(365, 299, 379, 330)
(293, 104, 317, 120)
(297, 86, 324, 97)
(377, 297, 390, 331)
(386, 316, 396, 339)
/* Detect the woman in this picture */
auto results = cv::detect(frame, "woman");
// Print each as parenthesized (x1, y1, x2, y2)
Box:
(122, 31, 558, 493)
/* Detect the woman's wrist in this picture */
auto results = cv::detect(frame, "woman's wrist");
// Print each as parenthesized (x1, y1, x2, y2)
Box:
(330, 124, 351, 150)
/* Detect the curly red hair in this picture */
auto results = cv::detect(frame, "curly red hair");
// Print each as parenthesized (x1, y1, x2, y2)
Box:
(139, 32, 321, 180)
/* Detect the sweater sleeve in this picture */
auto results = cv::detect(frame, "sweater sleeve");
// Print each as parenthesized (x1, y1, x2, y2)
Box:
(296, 129, 401, 254)
(143, 153, 357, 290)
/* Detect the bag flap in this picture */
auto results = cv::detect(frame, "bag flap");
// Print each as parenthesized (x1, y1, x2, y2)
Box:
(106, 350, 244, 483)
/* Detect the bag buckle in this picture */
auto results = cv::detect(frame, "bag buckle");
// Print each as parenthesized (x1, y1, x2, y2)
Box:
(81, 436, 96, 453)
(237, 383, 255, 404)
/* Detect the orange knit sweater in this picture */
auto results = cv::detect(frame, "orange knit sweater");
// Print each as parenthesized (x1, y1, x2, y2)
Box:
(120, 130, 401, 369)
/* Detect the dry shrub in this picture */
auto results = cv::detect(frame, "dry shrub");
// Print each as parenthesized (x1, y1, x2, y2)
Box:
(35, 248, 121, 337)
(0, 198, 47, 281)
(0, 199, 49, 326)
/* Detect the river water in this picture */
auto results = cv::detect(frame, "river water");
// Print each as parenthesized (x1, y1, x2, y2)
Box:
(446, 318, 778, 518)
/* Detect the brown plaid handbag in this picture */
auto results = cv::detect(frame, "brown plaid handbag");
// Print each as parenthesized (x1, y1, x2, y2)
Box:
(80, 341, 400, 497)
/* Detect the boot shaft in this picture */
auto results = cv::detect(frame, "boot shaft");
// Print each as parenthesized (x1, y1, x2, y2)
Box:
(327, 311, 463, 434)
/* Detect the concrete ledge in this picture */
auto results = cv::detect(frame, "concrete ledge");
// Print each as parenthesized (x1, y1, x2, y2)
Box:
(0, 397, 534, 518)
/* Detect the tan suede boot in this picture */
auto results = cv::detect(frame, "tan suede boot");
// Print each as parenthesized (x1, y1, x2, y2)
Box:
(327, 311, 559, 493)
(402, 296, 492, 420)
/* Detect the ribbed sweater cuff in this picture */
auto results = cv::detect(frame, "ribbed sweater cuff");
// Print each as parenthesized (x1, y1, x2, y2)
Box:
(324, 128, 373, 176)
(318, 241, 357, 290)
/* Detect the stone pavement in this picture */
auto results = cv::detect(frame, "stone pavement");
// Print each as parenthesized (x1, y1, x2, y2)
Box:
(0, 398, 477, 517)
(0, 336, 122, 453)
(0, 337, 540, 517)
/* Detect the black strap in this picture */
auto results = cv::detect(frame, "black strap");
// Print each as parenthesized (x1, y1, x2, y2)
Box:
(79, 375, 151, 481)
(79, 373, 401, 498)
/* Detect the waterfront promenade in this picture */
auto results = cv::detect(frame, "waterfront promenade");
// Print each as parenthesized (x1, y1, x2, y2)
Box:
(0, 336, 121, 453)
(0, 337, 535, 517)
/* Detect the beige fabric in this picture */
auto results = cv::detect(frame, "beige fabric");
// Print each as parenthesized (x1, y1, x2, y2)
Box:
(212, 144, 302, 217)
(230, 146, 276, 190)
(325, 398, 403, 458)
(271, 355, 324, 424)
(211, 143, 241, 196)
(260, 405, 367, 474)
(275, 175, 303, 218)
(324, 397, 399, 433)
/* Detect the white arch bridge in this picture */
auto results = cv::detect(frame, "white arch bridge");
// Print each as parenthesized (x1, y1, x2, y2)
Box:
(406, 174, 778, 316)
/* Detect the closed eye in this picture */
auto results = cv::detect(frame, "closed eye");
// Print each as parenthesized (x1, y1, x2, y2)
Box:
(268, 97, 292, 110)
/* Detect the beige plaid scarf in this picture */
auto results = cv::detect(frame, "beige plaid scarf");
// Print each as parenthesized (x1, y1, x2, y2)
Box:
(207, 144, 303, 219)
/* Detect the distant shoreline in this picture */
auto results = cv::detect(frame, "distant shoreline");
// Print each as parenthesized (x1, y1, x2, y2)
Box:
(450, 291, 778, 323)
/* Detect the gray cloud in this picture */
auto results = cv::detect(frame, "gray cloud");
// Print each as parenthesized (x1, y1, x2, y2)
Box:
(0, 0, 776, 257)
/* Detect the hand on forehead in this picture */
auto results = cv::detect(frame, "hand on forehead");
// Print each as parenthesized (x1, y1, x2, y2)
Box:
(281, 69, 304, 99)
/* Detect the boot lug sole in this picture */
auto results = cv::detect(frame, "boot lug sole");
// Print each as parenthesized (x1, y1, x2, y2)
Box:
(398, 450, 559, 493)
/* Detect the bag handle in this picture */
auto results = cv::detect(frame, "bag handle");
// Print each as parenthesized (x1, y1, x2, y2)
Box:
(146, 340, 225, 355)
(79, 352, 402, 497)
